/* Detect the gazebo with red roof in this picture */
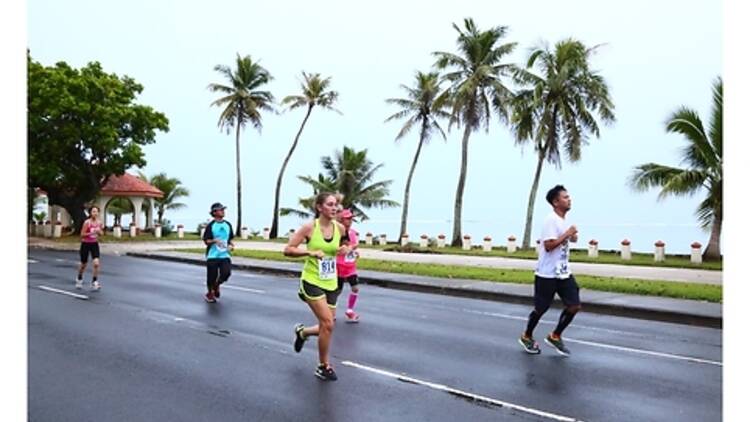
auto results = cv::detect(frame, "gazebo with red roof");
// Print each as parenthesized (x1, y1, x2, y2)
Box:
(95, 173, 164, 229)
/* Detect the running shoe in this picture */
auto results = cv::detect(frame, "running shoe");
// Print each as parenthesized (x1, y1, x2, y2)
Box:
(315, 364, 338, 381)
(91, 281, 101, 291)
(204, 291, 216, 303)
(518, 335, 541, 354)
(294, 323, 306, 353)
(75, 277, 83, 290)
(213, 282, 221, 298)
(545, 334, 571, 356)
(345, 309, 360, 323)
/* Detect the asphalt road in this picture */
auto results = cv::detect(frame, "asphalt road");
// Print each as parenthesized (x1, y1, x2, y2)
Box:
(28, 249, 722, 422)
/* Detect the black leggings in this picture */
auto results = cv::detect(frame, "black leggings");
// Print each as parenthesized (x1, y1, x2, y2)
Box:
(207, 258, 232, 289)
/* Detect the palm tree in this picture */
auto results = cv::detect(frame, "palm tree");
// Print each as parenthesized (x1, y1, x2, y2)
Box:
(433, 18, 517, 246)
(630, 77, 722, 261)
(385, 71, 451, 238)
(281, 146, 399, 220)
(137, 172, 190, 224)
(106, 197, 132, 226)
(269, 72, 341, 238)
(511, 39, 615, 249)
(208, 54, 275, 235)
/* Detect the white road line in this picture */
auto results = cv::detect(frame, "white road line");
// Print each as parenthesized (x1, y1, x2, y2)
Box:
(222, 285, 265, 294)
(28, 259, 39, 263)
(341, 360, 584, 422)
(460, 308, 721, 367)
(37, 285, 89, 300)
(564, 337, 723, 366)
(461, 308, 636, 335)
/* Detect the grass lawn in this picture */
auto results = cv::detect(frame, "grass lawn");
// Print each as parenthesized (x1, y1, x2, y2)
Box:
(175, 248, 722, 303)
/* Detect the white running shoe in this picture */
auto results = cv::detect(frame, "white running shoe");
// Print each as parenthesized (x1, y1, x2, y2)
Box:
(92, 281, 101, 291)
(75, 278, 83, 290)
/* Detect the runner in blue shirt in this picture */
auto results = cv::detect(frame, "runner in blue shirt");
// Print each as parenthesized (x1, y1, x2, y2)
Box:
(202, 202, 235, 303)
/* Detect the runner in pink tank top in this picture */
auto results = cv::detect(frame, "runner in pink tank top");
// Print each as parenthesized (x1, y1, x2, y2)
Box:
(76, 205, 104, 291)
(336, 209, 361, 323)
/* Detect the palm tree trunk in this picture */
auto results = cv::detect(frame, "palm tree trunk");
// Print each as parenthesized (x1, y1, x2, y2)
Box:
(451, 124, 472, 247)
(703, 210, 722, 261)
(234, 111, 243, 237)
(522, 152, 546, 249)
(400, 122, 428, 238)
(270, 105, 313, 238)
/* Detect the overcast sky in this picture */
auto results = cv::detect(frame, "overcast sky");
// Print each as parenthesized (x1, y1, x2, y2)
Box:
(27, 0, 721, 252)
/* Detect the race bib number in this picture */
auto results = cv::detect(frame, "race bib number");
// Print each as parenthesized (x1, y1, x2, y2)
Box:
(215, 240, 228, 253)
(318, 257, 337, 280)
(344, 251, 357, 263)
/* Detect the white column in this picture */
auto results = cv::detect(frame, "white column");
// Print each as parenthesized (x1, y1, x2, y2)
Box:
(621, 239, 632, 260)
(507, 236, 517, 253)
(365, 233, 373, 246)
(262, 227, 270, 240)
(482, 236, 492, 252)
(241, 227, 249, 240)
(462, 235, 472, 250)
(401, 234, 409, 246)
(154, 224, 162, 238)
(437, 235, 446, 248)
(146, 198, 155, 228)
(690, 242, 702, 264)
(130, 197, 144, 229)
(419, 235, 428, 248)
(378, 234, 387, 246)
(654, 241, 666, 262)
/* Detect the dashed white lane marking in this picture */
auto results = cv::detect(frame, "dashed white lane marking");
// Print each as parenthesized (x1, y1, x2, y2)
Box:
(341, 360, 584, 422)
(28, 259, 39, 263)
(37, 285, 89, 300)
(461, 308, 636, 335)
(563, 337, 722, 366)
(461, 308, 721, 367)
(222, 285, 265, 294)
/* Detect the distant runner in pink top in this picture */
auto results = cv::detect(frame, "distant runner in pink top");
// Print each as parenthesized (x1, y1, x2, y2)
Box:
(336, 209, 361, 323)
(76, 205, 104, 291)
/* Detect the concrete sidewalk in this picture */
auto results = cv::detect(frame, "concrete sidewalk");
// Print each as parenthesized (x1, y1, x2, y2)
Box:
(28, 237, 722, 284)
(127, 250, 722, 329)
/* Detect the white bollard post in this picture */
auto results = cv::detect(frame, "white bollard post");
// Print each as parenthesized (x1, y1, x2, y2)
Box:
(114, 225, 122, 238)
(690, 242, 703, 264)
(154, 224, 162, 238)
(378, 234, 387, 246)
(536, 239, 542, 256)
(130, 224, 137, 238)
(262, 227, 270, 240)
(401, 234, 409, 247)
(200, 226, 206, 239)
(53, 222, 62, 238)
(419, 235, 428, 248)
(288, 229, 296, 238)
(365, 232, 373, 246)
(437, 234, 446, 248)
(241, 227, 249, 240)
(177, 225, 184, 238)
(620, 239, 631, 260)
(507, 235, 517, 253)
(654, 240, 666, 262)
(482, 236, 492, 252)
(588, 239, 599, 258)
(462, 235, 472, 251)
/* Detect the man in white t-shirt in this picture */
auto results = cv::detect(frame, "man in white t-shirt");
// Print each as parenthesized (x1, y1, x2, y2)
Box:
(518, 185, 581, 356)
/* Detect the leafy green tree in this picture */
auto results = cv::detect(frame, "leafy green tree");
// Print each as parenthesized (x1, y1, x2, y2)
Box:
(208, 54, 275, 235)
(270, 72, 341, 238)
(385, 71, 451, 237)
(137, 172, 190, 224)
(282, 146, 398, 220)
(433, 18, 517, 246)
(511, 39, 615, 249)
(630, 77, 722, 260)
(106, 197, 133, 226)
(28, 55, 169, 232)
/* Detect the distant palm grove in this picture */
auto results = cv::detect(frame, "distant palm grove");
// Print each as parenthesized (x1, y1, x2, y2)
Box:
(28, 17, 722, 261)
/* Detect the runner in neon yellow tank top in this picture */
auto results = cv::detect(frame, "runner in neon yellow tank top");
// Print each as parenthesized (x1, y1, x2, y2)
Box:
(284, 192, 351, 381)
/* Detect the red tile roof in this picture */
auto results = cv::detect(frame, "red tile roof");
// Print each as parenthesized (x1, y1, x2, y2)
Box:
(100, 173, 164, 198)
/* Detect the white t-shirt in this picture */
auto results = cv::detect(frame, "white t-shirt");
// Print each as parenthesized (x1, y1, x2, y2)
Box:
(535, 212, 572, 279)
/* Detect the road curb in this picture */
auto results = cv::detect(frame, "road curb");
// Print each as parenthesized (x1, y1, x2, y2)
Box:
(126, 252, 722, 329)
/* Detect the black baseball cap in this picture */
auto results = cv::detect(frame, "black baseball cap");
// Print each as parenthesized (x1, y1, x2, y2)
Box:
(210, 202, 227, 215)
